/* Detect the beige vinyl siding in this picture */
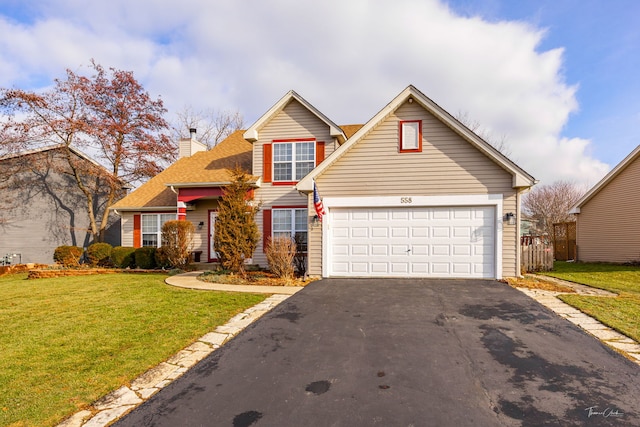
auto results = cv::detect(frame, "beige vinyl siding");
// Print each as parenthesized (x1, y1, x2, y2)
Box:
(577, 155, 640, 262)
(120, 212, 135, 247)
(251, 99, 339, 267)
(184, 199, 218, 259)
(308, 101, 518, 277)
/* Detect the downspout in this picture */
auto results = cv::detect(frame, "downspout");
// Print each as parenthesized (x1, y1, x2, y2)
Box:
(516, 189, 523, 277)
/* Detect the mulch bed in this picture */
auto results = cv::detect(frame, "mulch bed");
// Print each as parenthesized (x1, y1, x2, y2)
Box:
(198, 270, 313, 287)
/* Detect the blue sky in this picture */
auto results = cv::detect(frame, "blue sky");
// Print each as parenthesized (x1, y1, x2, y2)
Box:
(448, 0, 640, 169)
(1, 0, 638, 188)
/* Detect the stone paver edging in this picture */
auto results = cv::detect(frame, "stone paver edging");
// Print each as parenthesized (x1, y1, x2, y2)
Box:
(518, 275, 640, 365)
(56, 294, 292, 427)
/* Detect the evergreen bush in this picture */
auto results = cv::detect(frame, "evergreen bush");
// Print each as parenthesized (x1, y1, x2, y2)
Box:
(134, 247, 157, 269)
(214, 168, 260, 278)
(87, 242, 113, 266)
(111, 246, 136, 268)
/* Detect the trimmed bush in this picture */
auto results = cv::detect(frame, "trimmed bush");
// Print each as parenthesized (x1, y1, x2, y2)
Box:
(53, 246, 83, 267)
(154, 246, 172, 269)
(111, 246, 136, 268)
(134, 247, 157, 269)
(87, 242, 113, 267)
(160, 220, 195, 269)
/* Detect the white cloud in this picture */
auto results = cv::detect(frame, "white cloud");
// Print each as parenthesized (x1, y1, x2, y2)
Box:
(0, 0, 611, 186)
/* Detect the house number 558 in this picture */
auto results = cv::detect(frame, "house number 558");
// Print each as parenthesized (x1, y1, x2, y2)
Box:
(401, 197, 412, 204)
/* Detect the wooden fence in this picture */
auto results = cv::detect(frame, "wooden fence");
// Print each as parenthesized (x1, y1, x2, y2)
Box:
(553, 222, 576, 261)
(521, 236, 554, 273)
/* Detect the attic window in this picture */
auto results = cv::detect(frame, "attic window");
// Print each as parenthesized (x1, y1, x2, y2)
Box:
(273, 139, 315, 182)
(399, 120, 422, 153)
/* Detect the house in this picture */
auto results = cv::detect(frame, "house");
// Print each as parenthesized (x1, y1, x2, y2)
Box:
(112, 85, 536, 278)
(0, 145, 121, 264)
(570, 144, 640, 263)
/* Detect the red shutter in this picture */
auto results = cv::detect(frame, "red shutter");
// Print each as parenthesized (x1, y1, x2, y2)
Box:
(263, 209, 272, 252)
(133, 214, 141, 248)
(263, 144, 272, 183)
(316, 141, 325, 165)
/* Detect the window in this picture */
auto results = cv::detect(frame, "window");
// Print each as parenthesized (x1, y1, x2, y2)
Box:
(272, 208, 308, 251)
(400, 120, 422, 152)
(273, 141, 315, 182)
(141, 213, 176, 247)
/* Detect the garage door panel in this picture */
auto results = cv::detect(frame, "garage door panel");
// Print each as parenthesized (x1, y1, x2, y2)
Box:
(432, 263, 450, 274)
(329, 206, 495, 278)
(453, 227, 471, 238)
(351, 227, 368, 238)
(371, 227, 388, 237)
(412, 245, 429, 256)
(351, 245, 368, 256)
(391, 227, 408, 237)
(371, 263, 388, 273)
(391, 245, 409, 255)
(391, 263, 409, 273)
(453, 245, 471, 256)
(371, 211, 389, 220)
(432, 245, 450, 256)
(432, 227, 450, 238)
(412, 227, 429, 238)
(371, 245, 388, 256)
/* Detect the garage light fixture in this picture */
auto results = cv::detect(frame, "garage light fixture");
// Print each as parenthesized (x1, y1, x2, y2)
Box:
(504, 212, 516, 225)
(197, 221, 204, 230)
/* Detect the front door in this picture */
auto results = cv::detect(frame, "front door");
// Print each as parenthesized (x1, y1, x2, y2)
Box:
(209, 210, 218, 261)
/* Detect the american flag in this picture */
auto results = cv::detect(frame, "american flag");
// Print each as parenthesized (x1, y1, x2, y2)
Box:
(313, 181, 326, 221)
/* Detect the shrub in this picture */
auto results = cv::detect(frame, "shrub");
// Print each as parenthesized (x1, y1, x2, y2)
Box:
(87, 242, 113, 267)
(293, 233, 307, 277)
(154, 246, 173, 269)
(111, 246, 136, 268)
(134, 247, 157, 269)
(214, 168, 260, 278)
(265, 236, 296, 279)
(53, 246, 83, 267)
(160, 220, 195, 269)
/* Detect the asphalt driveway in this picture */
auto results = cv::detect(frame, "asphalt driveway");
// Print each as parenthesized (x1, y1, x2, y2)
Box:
(115, 279, 640, 427)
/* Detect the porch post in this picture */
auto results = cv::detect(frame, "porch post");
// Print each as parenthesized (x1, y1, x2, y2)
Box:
(177, 201, 187, 221)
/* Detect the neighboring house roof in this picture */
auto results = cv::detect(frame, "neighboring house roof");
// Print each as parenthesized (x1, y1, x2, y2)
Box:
(297, 85, 537, 192)
(244, 90, 348, 144)
(111, 130, 256, 211)
(0, 143, 102, 168)
(570, 144, 640, 214)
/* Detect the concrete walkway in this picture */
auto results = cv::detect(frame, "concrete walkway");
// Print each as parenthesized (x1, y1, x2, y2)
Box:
(518, 274, 640, 365)
(57, 273, 639, 427)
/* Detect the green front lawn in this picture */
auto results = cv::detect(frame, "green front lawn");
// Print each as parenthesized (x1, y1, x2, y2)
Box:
(541, 262, 640, 343)
(0, 273, 266, 427)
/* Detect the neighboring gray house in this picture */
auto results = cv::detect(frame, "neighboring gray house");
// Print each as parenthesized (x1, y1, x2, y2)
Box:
(0, 145, 121, 264)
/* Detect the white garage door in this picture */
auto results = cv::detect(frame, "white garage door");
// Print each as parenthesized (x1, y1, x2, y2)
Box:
(329, 206, 495, 278)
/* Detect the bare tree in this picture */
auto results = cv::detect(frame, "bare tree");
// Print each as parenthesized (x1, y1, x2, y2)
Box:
(171, 106, 244, 149)
(522, 180, 586, 237)
(1, 60, 175, 241)
(455, 111, 511, 158)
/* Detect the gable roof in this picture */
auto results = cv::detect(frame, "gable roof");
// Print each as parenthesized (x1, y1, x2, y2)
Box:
(297, 85, 536, 192)
(244, 90, 347, 144)
(570, 144, 640, 214)
(0, 143, 102, 167)
(112, 130, 256, 211)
